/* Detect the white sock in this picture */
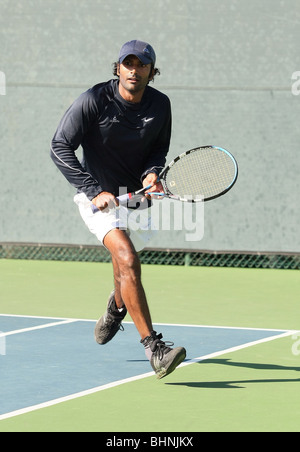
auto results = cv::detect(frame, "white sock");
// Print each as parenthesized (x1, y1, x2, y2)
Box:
(144, 345, 153, 361)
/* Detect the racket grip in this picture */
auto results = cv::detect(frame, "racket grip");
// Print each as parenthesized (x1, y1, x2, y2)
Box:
(91, 193, 131, 213)
(91, 185, 152, 213)
(117, 193, 131, 204)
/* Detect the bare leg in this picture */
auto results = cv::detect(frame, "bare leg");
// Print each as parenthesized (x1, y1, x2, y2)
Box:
(104, 228, 153, 340)
(111, 255, 124, 309)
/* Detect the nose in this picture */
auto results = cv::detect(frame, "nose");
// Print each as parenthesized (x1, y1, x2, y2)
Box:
(130, 65, 138, 73)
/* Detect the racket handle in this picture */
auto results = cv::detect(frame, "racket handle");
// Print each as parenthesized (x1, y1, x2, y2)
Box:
(91, 193, 129, 213)
(92, 193, 147, 213)
(91, 185, 152, 213)
(117, 193, 132, 204)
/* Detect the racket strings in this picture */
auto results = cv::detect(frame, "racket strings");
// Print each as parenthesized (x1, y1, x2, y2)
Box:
(164, 147, 237, 200)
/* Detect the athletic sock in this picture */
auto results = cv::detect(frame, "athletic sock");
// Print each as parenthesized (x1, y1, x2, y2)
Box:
(141, 331, 156, 361)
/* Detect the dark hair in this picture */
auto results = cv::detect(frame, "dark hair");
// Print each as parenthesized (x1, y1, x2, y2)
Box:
(112, 62, 160, 83)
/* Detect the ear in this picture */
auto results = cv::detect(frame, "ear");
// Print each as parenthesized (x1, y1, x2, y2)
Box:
(117, 63, 120, 76)
(148, 67, 155, 81)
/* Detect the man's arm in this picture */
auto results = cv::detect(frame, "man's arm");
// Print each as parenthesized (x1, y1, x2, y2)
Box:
(141, 96, 172, 183)
(50, 91, 103, 200)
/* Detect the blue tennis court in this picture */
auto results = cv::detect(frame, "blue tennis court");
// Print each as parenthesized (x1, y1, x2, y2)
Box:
(0, 314, 294, 418)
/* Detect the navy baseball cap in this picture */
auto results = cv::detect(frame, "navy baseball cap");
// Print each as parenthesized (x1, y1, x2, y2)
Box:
(119, 40, 156, 66)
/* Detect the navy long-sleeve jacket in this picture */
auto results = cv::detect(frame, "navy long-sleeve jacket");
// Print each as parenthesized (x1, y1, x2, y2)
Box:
(50, 79, 172, 200)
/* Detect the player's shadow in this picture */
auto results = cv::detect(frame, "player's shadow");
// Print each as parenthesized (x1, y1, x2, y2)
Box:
(165, 358, 300, 389)
(202, 358, 300, 372)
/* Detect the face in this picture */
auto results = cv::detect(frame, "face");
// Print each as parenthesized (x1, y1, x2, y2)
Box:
(117, 55, 154, 102)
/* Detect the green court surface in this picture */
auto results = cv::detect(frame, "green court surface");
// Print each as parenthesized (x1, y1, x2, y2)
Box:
(0, 258, 299, 432)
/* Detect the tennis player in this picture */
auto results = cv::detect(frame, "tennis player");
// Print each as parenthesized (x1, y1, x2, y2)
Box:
(51, 40, 186, 379)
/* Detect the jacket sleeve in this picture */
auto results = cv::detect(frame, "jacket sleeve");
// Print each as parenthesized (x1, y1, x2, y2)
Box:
(141, 96, 172, 181)
(50, 91, 103, 200)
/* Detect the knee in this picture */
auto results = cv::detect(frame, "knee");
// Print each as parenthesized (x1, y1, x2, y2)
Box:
(116, 247, 140, 276)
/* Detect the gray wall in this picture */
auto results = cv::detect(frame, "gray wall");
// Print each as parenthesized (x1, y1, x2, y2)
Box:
(0, 0, 299, 252)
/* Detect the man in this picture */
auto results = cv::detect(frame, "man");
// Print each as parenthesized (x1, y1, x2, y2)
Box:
(51, 40, 186, 379)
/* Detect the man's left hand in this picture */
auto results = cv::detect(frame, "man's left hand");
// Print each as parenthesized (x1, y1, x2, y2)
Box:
(143, 173, 164, 200)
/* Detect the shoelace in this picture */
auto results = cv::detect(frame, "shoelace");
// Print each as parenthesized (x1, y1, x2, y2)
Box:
(105, 312, 125, 332)
(151, 335, 174, 359)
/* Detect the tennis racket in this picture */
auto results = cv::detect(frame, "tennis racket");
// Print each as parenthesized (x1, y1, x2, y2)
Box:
(91, 145, 238, 212)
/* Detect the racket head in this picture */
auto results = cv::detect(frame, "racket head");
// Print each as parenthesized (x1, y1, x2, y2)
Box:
(160, 145, 238, 202)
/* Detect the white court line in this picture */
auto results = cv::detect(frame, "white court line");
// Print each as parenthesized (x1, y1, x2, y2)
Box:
(0, 313, 293, 332)
(0, 325, 298, 422)
(180, 329, 299, 364)
(0, 313, 77, 321)
(0, 371, 154, 421)
(0, 319, 78, 338)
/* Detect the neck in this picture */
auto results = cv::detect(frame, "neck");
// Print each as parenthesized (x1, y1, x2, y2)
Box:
(118, 83, 145, 104)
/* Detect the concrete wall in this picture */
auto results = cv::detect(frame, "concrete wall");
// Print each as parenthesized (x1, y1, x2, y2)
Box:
(0, 0, 299, 252)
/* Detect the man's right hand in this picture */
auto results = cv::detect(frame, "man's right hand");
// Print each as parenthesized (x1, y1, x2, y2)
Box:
(92, 192, 119, 211)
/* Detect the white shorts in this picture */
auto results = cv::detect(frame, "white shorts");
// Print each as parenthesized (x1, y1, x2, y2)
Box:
(74, 192, 157, 252)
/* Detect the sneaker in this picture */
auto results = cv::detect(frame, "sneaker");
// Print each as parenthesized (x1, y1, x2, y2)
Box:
(141, 331, 186, 379)
(94, 290, 127, 345)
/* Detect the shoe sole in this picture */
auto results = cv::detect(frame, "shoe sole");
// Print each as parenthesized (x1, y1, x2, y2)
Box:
(155, 347, 186, 380)
(94, 314, 109, 344)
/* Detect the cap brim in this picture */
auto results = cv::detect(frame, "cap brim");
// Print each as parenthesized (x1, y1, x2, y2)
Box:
(119, 53, 153, 65)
